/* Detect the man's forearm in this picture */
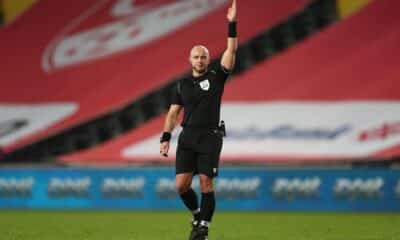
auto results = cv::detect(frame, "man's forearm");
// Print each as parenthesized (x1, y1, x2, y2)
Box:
(221, 30, 237, 70)
(160, 112, 177, 143)
(227, 37, 238, 54)
(222, 0, 237, 70)
(163, 111, 178, 133)
(227, 0, 237, 51)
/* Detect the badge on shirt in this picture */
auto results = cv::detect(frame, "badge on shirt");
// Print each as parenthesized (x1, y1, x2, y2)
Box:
(199, 79, 210, 91)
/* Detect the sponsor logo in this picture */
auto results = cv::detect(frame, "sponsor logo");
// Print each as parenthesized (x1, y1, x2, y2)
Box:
(358, 121, 400, 142)
(272, 177, 321, 200)
(228, 125, 350, 141)
(43, 0, 228, 71)
(155, 177, 261, 199)
(215, 177, 261, 199)
(122, 102, 400, 158)
(334, 177, 384, 200)
(155, 178, 198, 198)
(199, 79, 210, 91)
(0, 104, 77, 147)
(0, 177, 35, 197)
(395, 180, 400, 199)
(101, 177, 145, 197)
(0, 119, 28, 139)
(48, 177, 91, 198)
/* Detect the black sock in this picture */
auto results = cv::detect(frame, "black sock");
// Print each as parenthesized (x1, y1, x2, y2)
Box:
(180, 188, 200, 221)
(200, 191, 215, 226)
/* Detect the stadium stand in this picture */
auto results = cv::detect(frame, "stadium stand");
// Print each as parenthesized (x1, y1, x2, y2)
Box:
(2, 0, 339, 163)
(60, 0, 400, 165)
(0, 0, 38, 24)
(0, 6, 3, 26)
(336, 0, 372, 19)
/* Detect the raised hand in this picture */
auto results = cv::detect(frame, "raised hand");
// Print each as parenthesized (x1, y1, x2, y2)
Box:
(227, 0, 237, 22)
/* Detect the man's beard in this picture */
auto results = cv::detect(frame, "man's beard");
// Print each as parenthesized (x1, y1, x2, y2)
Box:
(193, 66, 207, 74)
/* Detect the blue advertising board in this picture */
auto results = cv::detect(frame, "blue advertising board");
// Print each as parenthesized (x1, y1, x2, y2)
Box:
(0, 168, 399, 210)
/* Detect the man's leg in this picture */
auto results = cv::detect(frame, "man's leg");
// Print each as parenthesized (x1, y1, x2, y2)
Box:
(176, 172, 202, 240)
(187, 174, 215, 240)
(176, 173, 200, 221)
(194, 141, 221, 240)
(176, 130, 201, 240)
(199, 174, 215, 228)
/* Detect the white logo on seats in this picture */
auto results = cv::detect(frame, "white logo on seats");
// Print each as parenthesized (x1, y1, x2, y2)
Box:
(199, 79, 210, 91)
(42, 0, 228, 72)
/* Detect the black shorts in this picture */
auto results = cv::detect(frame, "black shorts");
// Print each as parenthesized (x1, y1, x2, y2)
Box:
(176, 128, 223, 178)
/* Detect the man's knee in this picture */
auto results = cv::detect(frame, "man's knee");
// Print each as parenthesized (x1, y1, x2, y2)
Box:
(199, 174, 214, 193)
(176, 173, 193, 194)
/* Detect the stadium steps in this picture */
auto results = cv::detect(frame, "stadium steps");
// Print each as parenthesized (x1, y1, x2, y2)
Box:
(1, 0, 338, 164)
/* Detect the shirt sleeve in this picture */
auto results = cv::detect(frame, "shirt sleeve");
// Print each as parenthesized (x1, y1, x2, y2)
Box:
(170, 82, 183, 105)
(216, 64, 231, 83)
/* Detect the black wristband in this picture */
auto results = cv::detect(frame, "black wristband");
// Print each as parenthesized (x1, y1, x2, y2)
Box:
(228, 21, 237, 38)
(160, 132, 171, 143)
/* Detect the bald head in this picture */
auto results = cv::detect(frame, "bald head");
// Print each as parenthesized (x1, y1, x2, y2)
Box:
(189, 45, 210, 76)
(190, 45, 210, 58)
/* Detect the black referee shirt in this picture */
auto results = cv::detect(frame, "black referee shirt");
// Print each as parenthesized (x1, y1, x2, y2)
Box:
(171, 65, 230, 129)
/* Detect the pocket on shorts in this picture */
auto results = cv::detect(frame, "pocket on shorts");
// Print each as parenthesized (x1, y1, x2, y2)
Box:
(178, 129, 196, 148)
(197, 131, 223, 153)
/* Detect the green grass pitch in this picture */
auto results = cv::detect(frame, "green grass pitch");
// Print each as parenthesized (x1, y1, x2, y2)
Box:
(1, 211, 400, 240)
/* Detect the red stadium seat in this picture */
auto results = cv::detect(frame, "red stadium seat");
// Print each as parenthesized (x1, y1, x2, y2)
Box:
(0, 0, 307, 155)
(60, 0, 400, 165)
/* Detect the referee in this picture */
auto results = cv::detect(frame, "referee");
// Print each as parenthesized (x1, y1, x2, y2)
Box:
(159, 1, 237, 239)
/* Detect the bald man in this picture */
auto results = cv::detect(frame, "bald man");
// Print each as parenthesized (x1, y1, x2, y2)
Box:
(159, 1, 237, 240)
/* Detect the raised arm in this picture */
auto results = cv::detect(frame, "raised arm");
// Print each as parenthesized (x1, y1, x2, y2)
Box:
(160, 104, 182, 157)
(221, 0, 238, 71)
